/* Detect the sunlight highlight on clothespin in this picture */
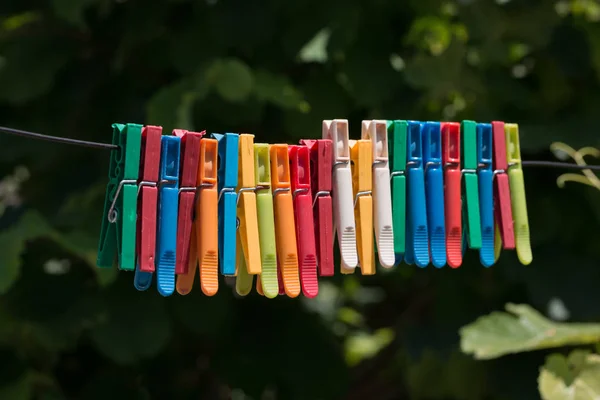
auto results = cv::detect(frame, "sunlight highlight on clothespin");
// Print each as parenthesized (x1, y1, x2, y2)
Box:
(441, 122, 462, 268)
(505, 123, 532, 265)
(461, 120, 482, 250)
(350, 139, 374, 275)
(362, 120, 395, 268)
(476, 123, 495, 267)
(387, 120, 407, 265)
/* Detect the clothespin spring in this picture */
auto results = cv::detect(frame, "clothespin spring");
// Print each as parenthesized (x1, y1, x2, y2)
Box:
(107, 179, 176, 223)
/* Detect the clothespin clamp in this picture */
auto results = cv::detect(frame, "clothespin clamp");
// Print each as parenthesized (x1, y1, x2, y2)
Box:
(350, 139, 374, 275)
(234, 134, 261, 296)
(97, 123, 142, 271)
(290, 144, 319, 297)
(254, 143, 279, 298)
(441, 122, 462, 268)
(491, 121, 515, 259)
(270, 144, 301, 297)
(322, 120, 358, 272)
(406, 121, 429, 267)
(214, 133, 239, 276)
(476, 123, 495, 267)
(361, 120, 395, 268)
(387, 120, 407, 264)
(461, 120, 482, 250)
(299, 139, 334, 277)
(422, 122, 446, 268)
(505, 123, 532, 265)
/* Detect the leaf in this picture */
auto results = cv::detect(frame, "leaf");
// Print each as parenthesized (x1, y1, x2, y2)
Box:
(0, 372, 33, 400)
(297, 28, 330, 63)
(460, 303, 600, 360)
(539, 350, 600, 400)
(146, 77, 206, 132)
(344, 328, 394, 366)
(51, 0, 96, 28)
(253, 70, 305, 110)
(206, 58, 254, 103)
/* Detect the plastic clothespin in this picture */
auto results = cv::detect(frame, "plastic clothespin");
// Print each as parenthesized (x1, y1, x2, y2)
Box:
(476, 123, 495, 267)
(441, 122, 462, 268)
(234, 134, 261, 296)
(505, 123, 532, 265)
(491, 121, 515, 257)
(174, 129, 203, 275)
(387, 120, 407, 264)
(405, 121, 429, 267)
(350, 139, 375, 275)
(361, 120, 395, 268)
(270, 144, 301, 297)
(214, 133, 239, 276)
(254, 144, 279, 298)
(322, 120, 358, 272)
(155, 135, 180, 296)
(461, 120, 482, 250)
(97, 123, 142, 271)
(299, 139, 334, 277)
(422, 122, 446, 268)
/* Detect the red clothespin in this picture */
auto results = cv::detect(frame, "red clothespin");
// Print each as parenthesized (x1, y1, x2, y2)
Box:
(137, 125, 162, 272)
(441, 122, 462, 268)
(174, 129, 204, 275)
(491, 121, 515, 250)
(300, 139, 334, 277)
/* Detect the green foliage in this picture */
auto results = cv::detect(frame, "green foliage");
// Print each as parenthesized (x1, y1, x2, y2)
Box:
(539, 350, 600, 400)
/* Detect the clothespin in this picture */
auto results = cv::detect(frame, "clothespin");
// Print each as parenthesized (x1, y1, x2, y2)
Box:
(361, 120, 395, 268)
(97, 123, 142, 271)
(289, 144, 319, 297)
(505, 123, 532, 265)
(476, 123, 495, 267)
(405, 121, 429, 267)
(174, 129, 203, 275)
(422, 122, 446, 268)
(214, 133, 239, 276)
(270, 144, 301, 297)
(461, 120, 482, 250)
(254, 143, 279, 298)
(491, 121, 515, 256)
(299, 139, 334, 277)
(322, 120, 358, 272)
(350, 139, 374, 275)
(155, 135, 181, 296)
(387, 120, 407, 264)
(234, 134, 261, 296)
(441, 122, 462, 268)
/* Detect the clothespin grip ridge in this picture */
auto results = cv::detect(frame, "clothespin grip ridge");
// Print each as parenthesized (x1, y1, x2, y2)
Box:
(350, 139, 374, 275)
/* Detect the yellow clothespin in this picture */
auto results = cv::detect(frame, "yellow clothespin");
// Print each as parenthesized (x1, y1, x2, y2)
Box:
(235, 134, 262, 296)
(505, 124, 532, 265)
(270, 144, 301, 298)
(350, 139, 375, 275)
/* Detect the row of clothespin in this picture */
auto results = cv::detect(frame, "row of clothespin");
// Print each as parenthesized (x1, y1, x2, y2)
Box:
(96, 119, 532, 299)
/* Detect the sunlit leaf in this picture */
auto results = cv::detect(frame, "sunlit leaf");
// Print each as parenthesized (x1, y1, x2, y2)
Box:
(206, 58, 254, 103)
(298, 28, 330, 63)
(344, 328, 394, 366)
(539, 350, 600, 399)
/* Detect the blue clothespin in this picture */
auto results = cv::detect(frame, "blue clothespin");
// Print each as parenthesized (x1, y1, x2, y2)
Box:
(422, 122, 446, 268)
(406, 121, 429, 267)
(214, 133, 239, 276)
(476, 123, 494, 267)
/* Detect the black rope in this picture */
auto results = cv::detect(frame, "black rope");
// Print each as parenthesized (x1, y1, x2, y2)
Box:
(2, 125, 600, 171)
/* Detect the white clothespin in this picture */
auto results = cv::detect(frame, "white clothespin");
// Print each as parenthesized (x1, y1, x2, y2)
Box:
(323, 119, 358, 271)
(361, 120, 395, 268)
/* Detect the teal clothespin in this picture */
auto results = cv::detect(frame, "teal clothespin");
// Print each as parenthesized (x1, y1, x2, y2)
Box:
(461, 120, 482, 250)
(214, 133, 239, 276)
(97, 123, 142, 271)
(387, 120, 407, 264)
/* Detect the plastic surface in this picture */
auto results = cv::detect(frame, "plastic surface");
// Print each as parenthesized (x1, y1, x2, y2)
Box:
(350, 139, 374, 275)
(361, 120, 395, 268)
(476, 123, 495, 267)
(387, 120, 407, 264)
(270, 144, 300, 298)
(176, 223, 198, 295)
(406, 121, 429, 267)
(461, 120, 482, 249)
(322, 120, 358, 272)
(422, 122, 446, 267)
(505, 123, 532, 265)
(441, 122, 462, 268)
(491, 121, 515, 252)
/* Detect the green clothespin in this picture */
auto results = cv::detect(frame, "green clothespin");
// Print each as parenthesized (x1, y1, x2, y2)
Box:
(461, 120, 482, 249)
(387, 120, 407, 263)
(97, 123, 142, 271)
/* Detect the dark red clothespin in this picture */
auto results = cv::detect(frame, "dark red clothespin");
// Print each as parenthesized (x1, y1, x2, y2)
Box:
(137, 125, 162, 272)
(491, 121, 515, 250)
(174, 129, 204, 275)
(300, 139, 334, 277)
(289, 145, 319, 298)
(441, 123, 462, 268)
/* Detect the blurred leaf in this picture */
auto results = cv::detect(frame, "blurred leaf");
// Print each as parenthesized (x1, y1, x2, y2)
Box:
(0, 371, 33, 400)
(254, 70, 305, 110)
(539, 350, 600, 399)
(298, 28, 330, 63)
(206, 58, 254, 103)
(344, 328, 394, 366)
(51, 0, 96, 28)
(146, 77, 207, 131)
(460, 303, 600, 360)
